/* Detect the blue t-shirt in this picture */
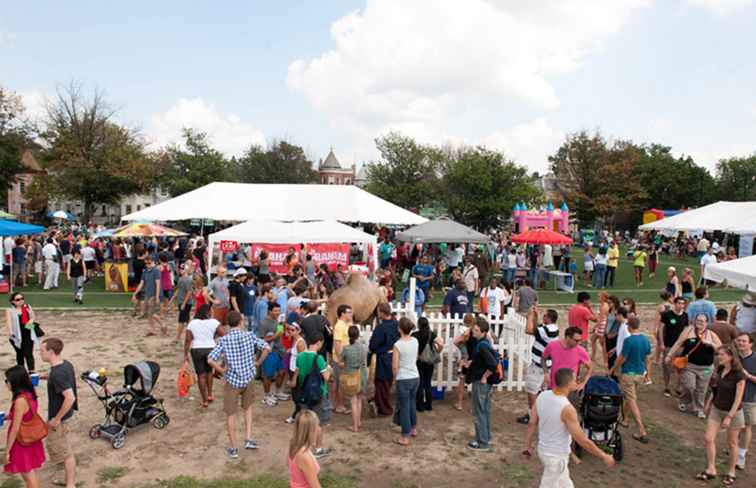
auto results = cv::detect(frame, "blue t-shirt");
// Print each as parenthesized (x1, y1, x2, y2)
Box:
(252, 299, 268, 330)
(686, 299, 717, 327)
(141, 266, 161, 298)
(443, 288, 469, 317)
(273, 287, 288, 315)
(412, 264, 433, 290)
(401, 287, 426, 316)
(620, 334, 651, 375)
(242, 284, 257, 316)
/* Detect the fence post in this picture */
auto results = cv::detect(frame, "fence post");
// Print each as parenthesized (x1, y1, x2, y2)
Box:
(408, 277, 417, 321)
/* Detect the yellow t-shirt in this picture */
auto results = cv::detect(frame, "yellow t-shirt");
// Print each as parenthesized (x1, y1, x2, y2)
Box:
(633, 251, 647, 267)
(607, 246, 619, 268)
(333, 319, 350, 360)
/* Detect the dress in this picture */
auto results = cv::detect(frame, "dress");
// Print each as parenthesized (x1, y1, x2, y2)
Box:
(4, 392, 45, 474)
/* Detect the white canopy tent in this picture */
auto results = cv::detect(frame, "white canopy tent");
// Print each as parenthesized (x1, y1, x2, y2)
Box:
(704, 255, 756, 290)
(122, 182, 426, 226)
(207, 220, 378, 280)
(638, 201, 756, 233)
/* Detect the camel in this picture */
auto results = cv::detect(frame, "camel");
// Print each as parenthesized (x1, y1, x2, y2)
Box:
(326, 272, 386, 326)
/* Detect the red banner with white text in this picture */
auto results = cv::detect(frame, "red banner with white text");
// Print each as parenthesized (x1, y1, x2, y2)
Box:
(250, 243, 349, 274)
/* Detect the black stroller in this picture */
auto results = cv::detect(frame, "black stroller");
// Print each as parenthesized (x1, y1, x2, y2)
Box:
(81, 361, 170, 449)
(575, 375, 624, 461)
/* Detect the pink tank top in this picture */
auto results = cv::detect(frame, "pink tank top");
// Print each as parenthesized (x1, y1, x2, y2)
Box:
(288, 453, 319, 488)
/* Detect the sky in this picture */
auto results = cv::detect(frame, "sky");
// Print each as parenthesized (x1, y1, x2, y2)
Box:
(2, 0, 755, 174)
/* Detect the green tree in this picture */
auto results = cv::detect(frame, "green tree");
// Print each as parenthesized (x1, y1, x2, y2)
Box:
(234, 140, 317, 184)
(365, 132, 442, 209)
(440, 146, 542, 231)
(634, 144, 717, 209)
(0, 86, 33, 206)
(715, 155, 756, 201)
(161, 128, 230, 197)
(40, 83, 154, 222)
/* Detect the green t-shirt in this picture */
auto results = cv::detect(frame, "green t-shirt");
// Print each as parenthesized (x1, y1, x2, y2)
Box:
(296, 351, 328, 397)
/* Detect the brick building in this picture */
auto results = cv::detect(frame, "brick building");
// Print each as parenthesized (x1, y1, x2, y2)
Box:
(6, 150, 45, 222)
(318, 148, 356, 185)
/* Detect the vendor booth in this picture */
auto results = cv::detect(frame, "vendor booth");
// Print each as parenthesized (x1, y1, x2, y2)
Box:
(396, 217, 490, 244)
(0, 220, 45, 294)
(207, 220, 378, 281)
(704, 254, 756, 291)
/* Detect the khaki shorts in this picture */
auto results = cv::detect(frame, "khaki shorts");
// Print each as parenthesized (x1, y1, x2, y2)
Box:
(145, 297, 160, 316)
(46, 420, 73, 464)
(525, 363, 546, 395)
(538, 452, 573, 488)
(620, 374, 645, 402)
(708, 406, 745, 430)
(223, 382, 254, 416)
(743, 402, 756, 426)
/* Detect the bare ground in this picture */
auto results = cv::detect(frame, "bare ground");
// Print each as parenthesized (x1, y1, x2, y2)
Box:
(0, 307, 753, 488)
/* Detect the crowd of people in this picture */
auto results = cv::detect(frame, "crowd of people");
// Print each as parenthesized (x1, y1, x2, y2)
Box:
(1, 224, 755, 487)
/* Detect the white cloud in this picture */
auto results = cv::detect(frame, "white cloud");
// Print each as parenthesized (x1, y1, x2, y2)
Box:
(148, 98, 265, 155)
(288, 0, 651, 147)
(651, 118, 671, 130)
(18, 90, 49, 122)
(482, 117, 565, 173)
(686, 0, 753, 15)
(681, 143, 755, 171)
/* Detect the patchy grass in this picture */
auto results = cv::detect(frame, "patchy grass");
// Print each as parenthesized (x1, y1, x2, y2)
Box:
(141, 473, 359, 488)
(97, 466, 129, 484)
(0, 478, 23, 488)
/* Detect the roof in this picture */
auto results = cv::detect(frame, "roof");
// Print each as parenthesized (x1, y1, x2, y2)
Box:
(396, 217, 490, 244)
(121, 182, 427, 225)
(704, 254, 756, 290)
(638, 201, 756, 233)
(320, 149, 342, 170)
(355, 165, 369, 181)
(20, 150, 44, 173)
(209, 220, 377, 244)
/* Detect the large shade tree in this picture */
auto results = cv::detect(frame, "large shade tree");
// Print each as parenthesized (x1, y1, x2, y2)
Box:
(0, 86, 33, 206)
(715, 155, 756, 201)
(160, 128, 230, 197)
(234, 140, 317, 184)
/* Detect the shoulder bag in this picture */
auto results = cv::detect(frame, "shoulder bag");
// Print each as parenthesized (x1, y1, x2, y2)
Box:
(672, 332, 704, 371)
(18, 410, 49, 446)
(419, 334, 441, 365)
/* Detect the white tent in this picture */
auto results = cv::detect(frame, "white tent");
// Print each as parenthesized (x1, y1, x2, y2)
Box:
(704, 255, 756, 290)
(207, 220, 378, 279)
(639, 201, 756, 233)
(122, 182, 426, 226)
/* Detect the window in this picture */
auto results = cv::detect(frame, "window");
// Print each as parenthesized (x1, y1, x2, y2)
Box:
(101, 205, 107, 216)
(145, 203, 150, 207)
(125, 204, 132, 214)
(137, 205, 141, 211)
(20, 204, 27, 215)
(19, 181, 25, 193)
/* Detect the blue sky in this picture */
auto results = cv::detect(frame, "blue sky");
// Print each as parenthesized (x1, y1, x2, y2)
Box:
(2, 0, 755, 173)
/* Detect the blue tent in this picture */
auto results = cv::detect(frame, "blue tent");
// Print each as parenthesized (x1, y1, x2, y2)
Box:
(0, 219, 45, 237)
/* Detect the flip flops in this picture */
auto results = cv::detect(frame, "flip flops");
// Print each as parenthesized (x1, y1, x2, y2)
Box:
(695, 471, 716, 481)
(632, 433, 649, 444)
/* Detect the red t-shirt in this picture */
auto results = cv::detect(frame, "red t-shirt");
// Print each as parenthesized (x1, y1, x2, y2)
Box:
(568, 304, 596, 341)
(542, 340, 591, 388)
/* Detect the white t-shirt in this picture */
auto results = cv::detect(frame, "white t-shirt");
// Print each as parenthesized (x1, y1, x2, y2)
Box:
(697, 238, 710, 252)
(700, 253, 717, 270)
(615, 320, 630, 359)
(81, 246, 96, 261)
(395, 337, 420, 380)
(482, 286, 507, 317)
(187, 318, 220, 349)
(507, 253, 517, 269)
(536, 390, 572, 457)
(42, 243, 58, 260)
(542, 244, 553, 268)
(3, 237, 13, 256)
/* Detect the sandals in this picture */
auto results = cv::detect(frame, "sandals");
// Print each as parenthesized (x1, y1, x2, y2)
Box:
(722, 474, 736, 486)
(695, 471, 716, 481)
(632, 433, 649, 444)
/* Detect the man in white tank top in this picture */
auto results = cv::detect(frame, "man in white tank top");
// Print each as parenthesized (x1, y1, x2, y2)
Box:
(523, 368, 614, 487)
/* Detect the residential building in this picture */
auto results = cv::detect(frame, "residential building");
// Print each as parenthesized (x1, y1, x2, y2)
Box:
(317, 148, 356, 185)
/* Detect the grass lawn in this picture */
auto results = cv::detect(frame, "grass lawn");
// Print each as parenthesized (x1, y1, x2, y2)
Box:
(11, 247, 744, 310)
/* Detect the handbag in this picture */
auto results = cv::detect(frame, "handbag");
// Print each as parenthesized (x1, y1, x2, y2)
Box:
(18, 411, 49, 446)
(672, 334, 704, 370)
(33, 322, 45, 337)
(419, 337, 441, 365)
(340, 369, 361, 394)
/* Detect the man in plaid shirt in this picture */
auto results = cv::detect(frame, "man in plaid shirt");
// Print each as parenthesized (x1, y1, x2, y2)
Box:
(208, 310, 270, 459)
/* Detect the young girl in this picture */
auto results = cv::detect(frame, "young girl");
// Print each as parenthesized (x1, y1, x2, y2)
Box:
(340, 325, 368, 432)
(681, 268, 695, 300)
(288, 410, 322, 488)
(3, 366, 45, 488)
(591, 292, 610, 367)
(285, 323, 307, 424)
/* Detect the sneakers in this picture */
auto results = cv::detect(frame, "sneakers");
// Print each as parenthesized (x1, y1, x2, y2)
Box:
(516, 414, 530, 425)
(313, 447, 332, 459)
(697, 411, 706, 419)
(275, 392, 291, 401)
(244, 439, 258, 450)
(663, 389, 672, 398)
(467, 441, 493, 452)
(227, 447, 239, 459)
(284, 416, 295, 424)
(262, 394, 277, 407)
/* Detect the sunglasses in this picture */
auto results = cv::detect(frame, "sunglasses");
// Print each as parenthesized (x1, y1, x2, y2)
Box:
(13, 297, 24, 302)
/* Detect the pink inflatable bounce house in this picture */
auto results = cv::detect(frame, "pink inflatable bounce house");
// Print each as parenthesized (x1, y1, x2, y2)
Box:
(512, 201, 570, 234)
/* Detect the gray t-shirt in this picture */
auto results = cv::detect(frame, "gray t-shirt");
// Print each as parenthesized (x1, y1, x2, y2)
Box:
(141, 267, 161, 298)
(742, 352, 755, 403)
(258, 317, 283, 353)
(209, 277, 229, 308)
(174, 276, 194, 306)
(517, 286, 538, 314)
(395, 337, 420, 380)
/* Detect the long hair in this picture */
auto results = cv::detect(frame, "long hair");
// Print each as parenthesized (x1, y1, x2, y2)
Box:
(417, 316, 430, 334)
(289, 410, 320, 459)
(194, 303, 211, 320)
(716, 345, 744, 375)
(5, 365, 36, 401)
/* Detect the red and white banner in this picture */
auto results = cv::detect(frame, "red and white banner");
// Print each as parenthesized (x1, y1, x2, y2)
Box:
(220, 240, 240, 253)
(250, 243, 349, 273)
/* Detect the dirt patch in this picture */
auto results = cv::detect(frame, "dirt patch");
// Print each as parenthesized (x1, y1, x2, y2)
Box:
(0, 308, 752, 487)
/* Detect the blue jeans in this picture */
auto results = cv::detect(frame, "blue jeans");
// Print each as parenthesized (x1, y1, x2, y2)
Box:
(246, 316, 258, 335)
(466, 291, 475, 312)
(393, 377, 420, 437)
(472, 381, 492, 445)
(592, 264, 607, 288)
(506, 268, 516, 284)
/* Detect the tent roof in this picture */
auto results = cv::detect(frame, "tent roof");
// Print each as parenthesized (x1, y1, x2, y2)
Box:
(0, 219, 45, 237)
(396, 217, 490, 244)
(209, 220, 376, 244)
(704, 255, 756, 290)
(639, 201, 756, 233)
(122, 182, 426, 226)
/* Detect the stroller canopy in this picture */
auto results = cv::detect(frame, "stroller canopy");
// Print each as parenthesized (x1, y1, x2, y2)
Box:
(584, 376, 622, 396)
(123, 361, 160, 394)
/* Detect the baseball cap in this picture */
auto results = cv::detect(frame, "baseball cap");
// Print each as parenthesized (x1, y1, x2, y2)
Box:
(233, 268, 247, 277)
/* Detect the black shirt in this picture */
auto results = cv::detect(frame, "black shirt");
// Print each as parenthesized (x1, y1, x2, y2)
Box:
(469, 340, 498, 384)
(228, 281, 246, 312)
(680, 336, 716, 366)
(712, 367, 746, 412)
(69, 259, 85, 278)
(300, 314, 329, 346)
(661, 310, 688, 347)
(59, 240, 71, 255)
(48, 360, 78, 421)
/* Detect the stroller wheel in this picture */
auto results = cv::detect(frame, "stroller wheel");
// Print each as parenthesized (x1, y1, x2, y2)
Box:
(613, 432, 624, 462)
(152, 414, 169, 430)
(111, 433, 126, 449)
(89, 424, 101, 439)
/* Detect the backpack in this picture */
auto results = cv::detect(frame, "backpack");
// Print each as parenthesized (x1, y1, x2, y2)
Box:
(299, 353, 323, 407)
(475, 340, 505, 385)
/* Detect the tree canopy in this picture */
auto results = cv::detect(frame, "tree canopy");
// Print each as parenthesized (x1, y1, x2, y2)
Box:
(234, 140, 317, 184)
(0, 86, 33, 206)
(160, 128, 230, 197)
(716, 155, 756, 201)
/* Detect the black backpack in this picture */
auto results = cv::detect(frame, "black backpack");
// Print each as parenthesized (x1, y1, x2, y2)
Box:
(299, 353, 323, 407)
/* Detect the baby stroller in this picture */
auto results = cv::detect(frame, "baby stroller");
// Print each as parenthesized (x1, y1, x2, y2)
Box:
(81, 361, 170, 449)
(575, 376, 624, 461)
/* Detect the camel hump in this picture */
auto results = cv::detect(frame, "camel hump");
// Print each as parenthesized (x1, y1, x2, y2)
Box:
(346, 271, 370, 288)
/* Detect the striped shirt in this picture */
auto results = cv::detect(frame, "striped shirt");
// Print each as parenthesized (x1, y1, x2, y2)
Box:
(531, 323, 559, 368)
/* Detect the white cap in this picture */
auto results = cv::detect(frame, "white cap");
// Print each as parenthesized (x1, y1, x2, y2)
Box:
(233, 268, 247, 277)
